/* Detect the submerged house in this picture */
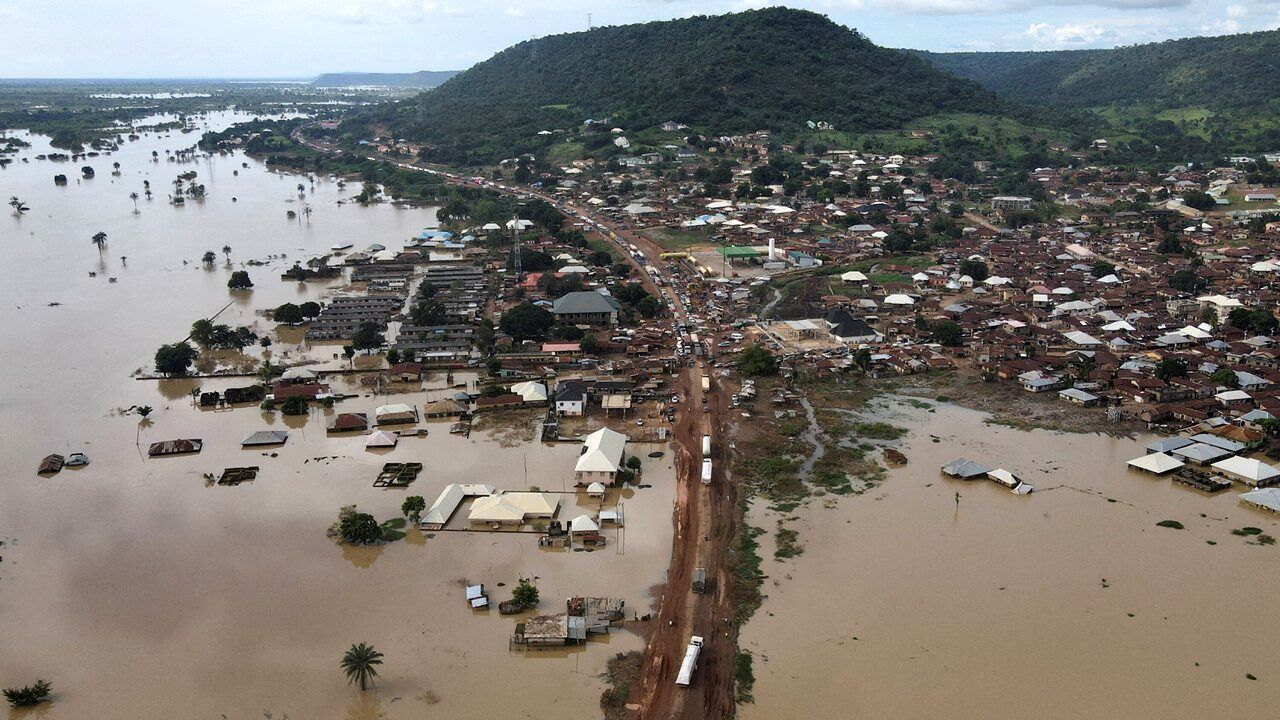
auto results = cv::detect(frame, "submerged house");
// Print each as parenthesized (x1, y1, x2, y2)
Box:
(574, 428, 627, 485)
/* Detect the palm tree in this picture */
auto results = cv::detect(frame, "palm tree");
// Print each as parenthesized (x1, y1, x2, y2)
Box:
(130, 192, 140, 213)
(302, 205, 312, 224)
(222, 245, 231, 257)
(91, 231, 108, 249)
(340, 643, 383, 691)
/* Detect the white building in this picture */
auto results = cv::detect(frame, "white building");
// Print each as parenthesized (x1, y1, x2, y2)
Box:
(575, 427, 627, 484)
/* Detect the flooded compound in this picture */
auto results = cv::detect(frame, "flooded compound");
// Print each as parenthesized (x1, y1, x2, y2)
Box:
(740, 399, 1280, 720)
(0, 119, 677, 718)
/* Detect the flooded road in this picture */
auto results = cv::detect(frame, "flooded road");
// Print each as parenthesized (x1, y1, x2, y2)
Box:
(0, 117, 676, 718)
(740, 399, 1280, 719)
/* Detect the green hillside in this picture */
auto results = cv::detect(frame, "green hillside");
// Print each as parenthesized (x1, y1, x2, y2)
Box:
(914, 29, 1280, 110)
(349, 8, 1002, 163)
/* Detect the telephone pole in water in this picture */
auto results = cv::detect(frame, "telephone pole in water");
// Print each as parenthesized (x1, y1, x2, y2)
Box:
(511, 213, 523, 283)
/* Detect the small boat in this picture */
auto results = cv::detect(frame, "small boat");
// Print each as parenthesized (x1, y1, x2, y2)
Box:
(64, 452, 90, 467)
(38, 454, 65, 474)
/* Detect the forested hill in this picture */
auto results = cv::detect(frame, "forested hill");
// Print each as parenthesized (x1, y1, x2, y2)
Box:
(914, 29, 1280, 109)
(312, 71, 458, 88)
(350, 8, 1001, 163)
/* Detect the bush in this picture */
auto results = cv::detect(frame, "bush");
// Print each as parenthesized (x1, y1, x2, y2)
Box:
(280, 396, 308, 415)
(1156, 520, 1185, 530)
(4, 680, 51, 707)
(625, 456, 642, 470)
(512, 579, 539, 608)
(330, 505, 382, 545)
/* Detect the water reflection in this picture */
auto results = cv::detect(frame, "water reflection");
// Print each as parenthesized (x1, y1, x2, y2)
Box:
(340, 544, 384, 569)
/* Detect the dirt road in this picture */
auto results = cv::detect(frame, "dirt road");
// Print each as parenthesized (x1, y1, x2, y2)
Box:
(295, 129, 740, 718)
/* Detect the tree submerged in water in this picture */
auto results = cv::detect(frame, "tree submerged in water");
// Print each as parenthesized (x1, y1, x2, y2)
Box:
(328, 505, 383, 546)
(3, 680, 52, 707)
(340, 643, 383, 691)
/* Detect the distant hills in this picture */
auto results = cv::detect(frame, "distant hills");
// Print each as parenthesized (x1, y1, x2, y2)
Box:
(313, 71, 458, 88)
(915, 29, 1280, 110)
(350, 8, 1001, 163)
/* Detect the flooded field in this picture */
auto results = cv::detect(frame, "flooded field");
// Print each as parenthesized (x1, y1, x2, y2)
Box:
(740, 399, 1280, 719)
(0, 117, 676, 718)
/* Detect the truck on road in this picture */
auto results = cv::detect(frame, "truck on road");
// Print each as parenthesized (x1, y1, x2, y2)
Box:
(701, 458, 713, 485)
(701, 372, 711, 391)
(676, 636, 704, 687)
(701, 434, 711, 456)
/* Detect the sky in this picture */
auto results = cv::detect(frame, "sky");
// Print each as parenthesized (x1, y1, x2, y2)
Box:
(1, 0, 1278, 78)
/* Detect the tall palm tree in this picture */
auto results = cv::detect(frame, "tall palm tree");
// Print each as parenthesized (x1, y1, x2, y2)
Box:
(130, 192, 140, 213)
(91, 231, 108, 249)
(340, 643, 383, 691)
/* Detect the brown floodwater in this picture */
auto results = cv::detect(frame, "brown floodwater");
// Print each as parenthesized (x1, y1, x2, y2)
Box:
(739, 398, 1280, 719)
(0, 116, 676, 718)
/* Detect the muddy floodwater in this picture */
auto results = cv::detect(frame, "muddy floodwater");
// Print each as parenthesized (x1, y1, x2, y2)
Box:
(0, 116, 676, 718)
(740, 399, 1280, 719)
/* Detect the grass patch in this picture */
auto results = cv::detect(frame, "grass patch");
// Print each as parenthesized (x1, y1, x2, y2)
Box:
(853, 421, 907, 440)
(587, 237, 625, 261)
(379, 517, 407, 541)
(642, 226, 708, 251)
(1231, 526, 1263, 536)
(729, 519, 766, 626)
(774, 525, 803, 559)
(734, 651, 756, 703)
(1156, 520, 1185, 530)
(599, 650, 643, 720)
(1254, 534, 1276, 546)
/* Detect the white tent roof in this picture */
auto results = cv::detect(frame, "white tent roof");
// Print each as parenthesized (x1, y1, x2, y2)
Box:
(586, 481, 607, 496)
(841, 270, 868, 282)
(365, 430, 399, 448)
(570, 514, 600, 532)
(376, 403, 415, 417)
(884, 293, 915, 306)
(510, 381, 548, 403)
(575, 428, 627, 474)
(1127, 452, 1184, 474)
(280, 367, 318, 381)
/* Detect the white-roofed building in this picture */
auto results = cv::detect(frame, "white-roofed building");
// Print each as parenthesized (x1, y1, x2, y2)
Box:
(1211, 457, 1280, 487)
(575, 427, 628, 484)
(469, 492, 560, 527)
(1240, 487, 1280, 513)
(1127, 452, 1184, 475)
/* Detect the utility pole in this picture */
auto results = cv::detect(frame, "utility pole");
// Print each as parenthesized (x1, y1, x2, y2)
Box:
(511, 212, 523, 283)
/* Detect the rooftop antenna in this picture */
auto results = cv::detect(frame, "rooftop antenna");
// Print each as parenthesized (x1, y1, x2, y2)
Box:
(588, 13, 592, 30)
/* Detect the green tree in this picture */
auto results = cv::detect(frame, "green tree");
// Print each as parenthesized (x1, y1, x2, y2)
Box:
(299, 301, 322, 319)
(227, 270, 253, 289)
(351, 322, 385, 353)
(737, 344, 778, 377)
(340, 643, 384, 691)
(580, 334, 600, 354)
(410, 300, 447, 326)
(90, 231, 107, 249)
(626, 455, 642, 470)
(334, 505, 382, 545)
(1155, 357, 1188, 381)
(155, 342, 198, 376)
(1181, 190, 1216, 211)
(957, 259, 988, 282)
(273, 303, 304, 324)
(500, 302, 554, 340)
(386, 348, 401, 365)
(1210, 368, 1240, 389)
(3, 680, 52, 708)
(512, 579, 540, 608)
(1092, 261, 1116, 278)
(931, 320, 964, 347)
(401, 496, 426, 523)
(1168, 269, 1205, 294)
(202, 250, 216, 264)
(280, 396, 308, 416)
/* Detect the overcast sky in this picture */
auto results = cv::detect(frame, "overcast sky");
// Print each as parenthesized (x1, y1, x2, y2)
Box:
(1, 0, 1277, 78)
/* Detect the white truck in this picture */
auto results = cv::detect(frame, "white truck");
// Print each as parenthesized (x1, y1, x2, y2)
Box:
(701, 434, 712, 456)
(676, 636, 704, 687)
(701, 458, 713, 485)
